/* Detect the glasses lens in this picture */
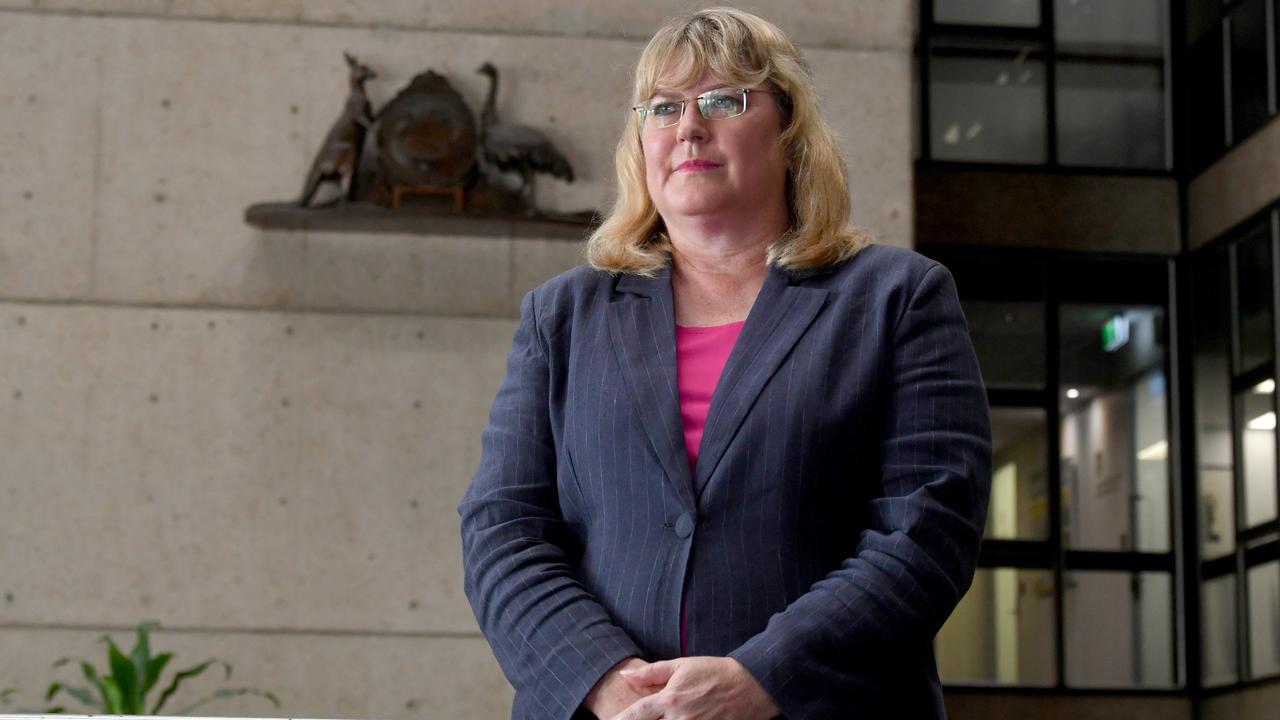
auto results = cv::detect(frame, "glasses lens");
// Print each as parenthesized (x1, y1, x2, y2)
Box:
(643, 100, 683, 128)
(698, 90, 746, 120)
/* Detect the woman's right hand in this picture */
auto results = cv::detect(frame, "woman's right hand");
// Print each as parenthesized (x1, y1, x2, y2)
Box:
(583, 657, 660, 719)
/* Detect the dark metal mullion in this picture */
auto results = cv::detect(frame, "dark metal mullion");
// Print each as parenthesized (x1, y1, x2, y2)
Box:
(1047, 264, 1066, 689)
(1272, 209, 1280, 564)
(1043, 0, 1058, 166)
(921, 0, 933, 162)
(1227, 242, 1251, 681)
(1164, 0, 1177, 173)
(1062, 551, 1176, 573)
(1167, 257, 1189, 688)
(1268, 0, 1277, 114)
(1224, 20, 1235, 147)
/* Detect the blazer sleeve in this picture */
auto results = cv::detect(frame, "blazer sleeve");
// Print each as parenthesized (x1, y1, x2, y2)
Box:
(459, 291, 643, 720)
(728, 263, 992, 715)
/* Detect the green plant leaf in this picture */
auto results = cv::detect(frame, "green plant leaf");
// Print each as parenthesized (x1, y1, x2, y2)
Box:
(77, 660, 109, 709)
(173, 687, 281, 716)
(150, 658, 229, 715)
(145, 652, 173, 694)
(46, 683, 102, 710)
(129, 623, 158, 694)
(100, 675, 124, 715)
(107, 636, 141, 714)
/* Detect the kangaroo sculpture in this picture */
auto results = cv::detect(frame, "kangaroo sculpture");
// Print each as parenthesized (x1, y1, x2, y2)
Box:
(297, 53, 375, 207)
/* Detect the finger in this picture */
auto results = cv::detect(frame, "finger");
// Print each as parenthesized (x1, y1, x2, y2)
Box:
(620, 658, 677, 687)
(608, 694, 664, 720)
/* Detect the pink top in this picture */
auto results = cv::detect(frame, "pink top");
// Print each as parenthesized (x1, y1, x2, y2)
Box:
(675, 320, 745, 476)
(675, 319, 744, 655)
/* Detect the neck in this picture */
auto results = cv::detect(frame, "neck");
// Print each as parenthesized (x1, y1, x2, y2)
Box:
(481, 74, 498, 126)
(665, 200, 788, 278)
(668, 225, 777, 326)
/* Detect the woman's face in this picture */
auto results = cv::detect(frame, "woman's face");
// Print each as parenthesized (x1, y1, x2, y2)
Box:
(640, 71, 789, 229)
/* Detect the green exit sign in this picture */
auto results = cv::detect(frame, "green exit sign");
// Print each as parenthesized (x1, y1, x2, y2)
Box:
(1102, 314, 1129, 352)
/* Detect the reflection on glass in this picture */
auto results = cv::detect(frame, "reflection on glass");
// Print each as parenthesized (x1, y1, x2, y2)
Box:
(1230, 0, 1269, 142)
(1240, 382, 1278, 528)
(1186, 29, 1226, 173)
(1060, 306, 1169, 551)
(1202, 574, 1239, 686)
(1236, 219, 1275, 374)
(988, 408, 1049, 540)
(1065, 571, 1174, 687)
(1192, 249, 1235, 559)
(1055, 0, 1165, 51)
(961, 300, 1045, 390)
(929, 52, 1046, 163)
(936, 568, 1056, 685)
(1248, 561, 1280, 678)
(935, 0, 1039, 27)
(1186, 0, 1222, 47)
(1056, 61, 1165, 169)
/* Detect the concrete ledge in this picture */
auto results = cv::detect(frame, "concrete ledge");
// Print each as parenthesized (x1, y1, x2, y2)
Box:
(0, 1, 914, 50)
(916, 167, 1180, 255)
(1188, 115, 1280, 249)
(0, 627, 511, 719)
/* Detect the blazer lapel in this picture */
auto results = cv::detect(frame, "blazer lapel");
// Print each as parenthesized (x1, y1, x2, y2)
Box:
(607, 266, 697, 511)
(694, 266, 830, 499)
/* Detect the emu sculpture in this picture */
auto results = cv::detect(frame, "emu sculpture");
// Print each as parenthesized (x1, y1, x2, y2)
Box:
(476, 62, 573, 209)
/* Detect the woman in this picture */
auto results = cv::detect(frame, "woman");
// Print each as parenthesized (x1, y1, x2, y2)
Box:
(460, 8, 991, 720)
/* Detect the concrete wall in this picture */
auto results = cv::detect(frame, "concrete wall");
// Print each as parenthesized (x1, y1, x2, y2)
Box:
(0, 2, 913, 717)
(1200, 680, 1280, 720)
(1189, 114, 1280, 250)
(945, 691, 1192, 720)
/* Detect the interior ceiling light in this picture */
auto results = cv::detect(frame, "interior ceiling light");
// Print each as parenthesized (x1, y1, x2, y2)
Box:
(1066, 388, 1080, 399)
(1248, 412, 1277, 431)
(1137, 439, 1167, 461)
(1253, 378, 1276, 394)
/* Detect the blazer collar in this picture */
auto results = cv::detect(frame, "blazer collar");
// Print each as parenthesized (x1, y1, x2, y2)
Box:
(607, 261, 831, 508)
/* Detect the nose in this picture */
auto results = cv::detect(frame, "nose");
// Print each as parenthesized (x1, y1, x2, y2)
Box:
(675, 102, 709, 144)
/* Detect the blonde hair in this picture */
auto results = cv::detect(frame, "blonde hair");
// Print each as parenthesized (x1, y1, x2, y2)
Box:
(586, 7, 869, 276)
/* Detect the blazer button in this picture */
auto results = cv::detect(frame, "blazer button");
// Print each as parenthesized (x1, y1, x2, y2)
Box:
(674, 513, 695, 538)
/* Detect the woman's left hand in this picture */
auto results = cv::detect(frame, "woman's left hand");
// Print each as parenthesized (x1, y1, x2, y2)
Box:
(608, 656, 781, 720)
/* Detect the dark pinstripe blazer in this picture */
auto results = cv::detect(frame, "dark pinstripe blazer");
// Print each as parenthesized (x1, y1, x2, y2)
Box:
(459, 243, 991, 720)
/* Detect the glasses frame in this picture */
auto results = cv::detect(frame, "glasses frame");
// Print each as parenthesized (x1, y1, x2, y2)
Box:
(632, 87, 778, 129)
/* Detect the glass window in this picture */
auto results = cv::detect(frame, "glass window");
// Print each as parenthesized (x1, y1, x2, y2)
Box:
(1060, 305, 1169, 551)
(1064, 571, 1174, 687)
(934, 0, 1040, 27)
(988, 407, 1050, 540)
(1186, 0, 1223, 48)
(1202, 573, 1239, 686)
(1229, 0, 1270, 143)
(1187, 28, 1226, 173)
(1248, 561, 1280, 678)
(1056, 61, 1166, 169)
(962, 301, 1045, 390)
(1055, 0, 1165, 53)
(1240, 379, 1278, 528)
(936, 568, 1057, 685)
(929, 49, 1047, 163)
(1194, 249, 1236, 559)
(1236, 218, 1275, 375)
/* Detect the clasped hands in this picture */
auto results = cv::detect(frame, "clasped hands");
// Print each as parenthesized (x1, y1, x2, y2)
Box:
(584, 655, 781, 720)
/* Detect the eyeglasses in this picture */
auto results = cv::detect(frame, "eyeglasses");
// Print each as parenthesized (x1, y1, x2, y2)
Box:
(632, 87, 777, 129)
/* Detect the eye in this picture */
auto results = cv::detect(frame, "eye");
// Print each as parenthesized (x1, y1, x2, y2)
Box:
(650, 101, 679, 116)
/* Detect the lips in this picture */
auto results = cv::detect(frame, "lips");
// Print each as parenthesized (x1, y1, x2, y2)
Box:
(676, 159, 723, 172)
